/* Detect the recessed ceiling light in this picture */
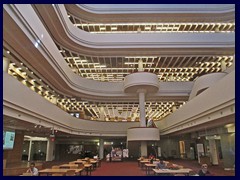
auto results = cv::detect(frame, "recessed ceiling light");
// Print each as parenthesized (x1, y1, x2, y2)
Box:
(34, 42, 39, 48)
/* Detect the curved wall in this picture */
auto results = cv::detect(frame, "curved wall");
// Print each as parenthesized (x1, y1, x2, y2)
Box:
(3, 73, 139, 137)
(3, 4, 192, 101)
(124, 72, 159, 93)
(127, 127, 160, 141)
(79, 4, 235, 14)
(156, 70, 235, 135)
(57, 4, 235, 49)
(189, 72, 227, 100)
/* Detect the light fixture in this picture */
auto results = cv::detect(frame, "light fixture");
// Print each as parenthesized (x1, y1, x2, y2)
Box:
(111, 26, 117, 30)
(137, 27, 141, 32)
(75, 59, 88, 63)
(94, 65, 106, 68)
(124, 62, 154, 65)
(100, 26, 106, 31)
(34, 41, 39, 48)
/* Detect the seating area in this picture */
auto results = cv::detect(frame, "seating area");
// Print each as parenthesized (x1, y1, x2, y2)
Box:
(20, 157, 101, 176)
(3, 4, 235, 177)
(91, 159, 235, 176)
(137, 157, 193, 176)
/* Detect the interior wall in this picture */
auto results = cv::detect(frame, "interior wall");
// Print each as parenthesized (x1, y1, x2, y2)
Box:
(156, 137, 180, 159)
(127, 141, 141, 158)
(55, 143, 97, 161)
(220, 133, 235, 169)
(3, 130, 24, 165)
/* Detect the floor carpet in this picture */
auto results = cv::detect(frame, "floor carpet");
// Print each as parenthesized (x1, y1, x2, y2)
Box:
(91, 159, 235, 176)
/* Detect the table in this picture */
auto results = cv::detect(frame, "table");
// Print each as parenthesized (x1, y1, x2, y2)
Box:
(69, 161, 84, 165)
(59, 164, 79, 169)
(145, 163, 156, 175)
(90, 160, 98, 170)
(84, 164, 93, 176)
(38, 168, 83, 176)
(153, 168, 192, 176)
(140, 160, 150, 169)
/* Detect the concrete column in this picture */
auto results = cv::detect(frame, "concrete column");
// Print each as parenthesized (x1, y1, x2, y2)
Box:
(232, 55, 235, 69)
(138, 59, 144, 72)
(137, 89, 146, 127)
(51, 97, 58, 105)
(169, 74, 174, 81)
(99, 138, 104, 159)
(208, 139, 219, 165)
(28, 140, 32, 161)
(99, 106, 105, 121)
(172, 105, 177, 112)
(140, 141, 148, 157)
(3, 57, 10, 72)
(220, 133, 235, 170)
(221, 60, 227, 72)
(46, 138, 55, 161)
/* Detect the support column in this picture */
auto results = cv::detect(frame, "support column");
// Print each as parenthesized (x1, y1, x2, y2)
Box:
(220, 133, 235, 170)
(221, 60, 227, 72)
(140, 141, 147, 157)
(169, 74, 174, 81)
(99, 106, 105, 121)
(28, 140, 32, 162)
(99, 138, 104, 159)
(46, 138, 55, 161)
(138, 59, 144, 72)
(208, 139, 219, 165)
(51, 97, 58, 105)
(3, 57, 10, 72)
(172, 105, 177, 112)
(137, 89, 146, 127)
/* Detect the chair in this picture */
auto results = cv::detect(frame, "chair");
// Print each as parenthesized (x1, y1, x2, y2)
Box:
(69, 162, 76, 165)
(21, 173, 32, 176)
(178, 165, 184, 169)
(66, 170, 76, 176)
(70, 165, 78, 169)
(174, 174, 186, 176)
(52, 165, 60, 169)
(78, 163, 84, 169)
(52, 173, 64, 176)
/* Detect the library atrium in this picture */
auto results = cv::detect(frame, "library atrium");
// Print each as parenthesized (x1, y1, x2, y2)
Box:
(3, 4, 235, 176)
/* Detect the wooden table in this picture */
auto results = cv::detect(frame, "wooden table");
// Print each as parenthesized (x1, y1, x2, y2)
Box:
(38, 168, 82, 176)
(145, 164, 156, 175)
(90, 160, 98, 170)
(59, 164, 79, 169)
(153, 168, 192, 176)
(69, 161, 84, 165)
(140, 160, 150, 169)
(84, 164, 93, 176)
